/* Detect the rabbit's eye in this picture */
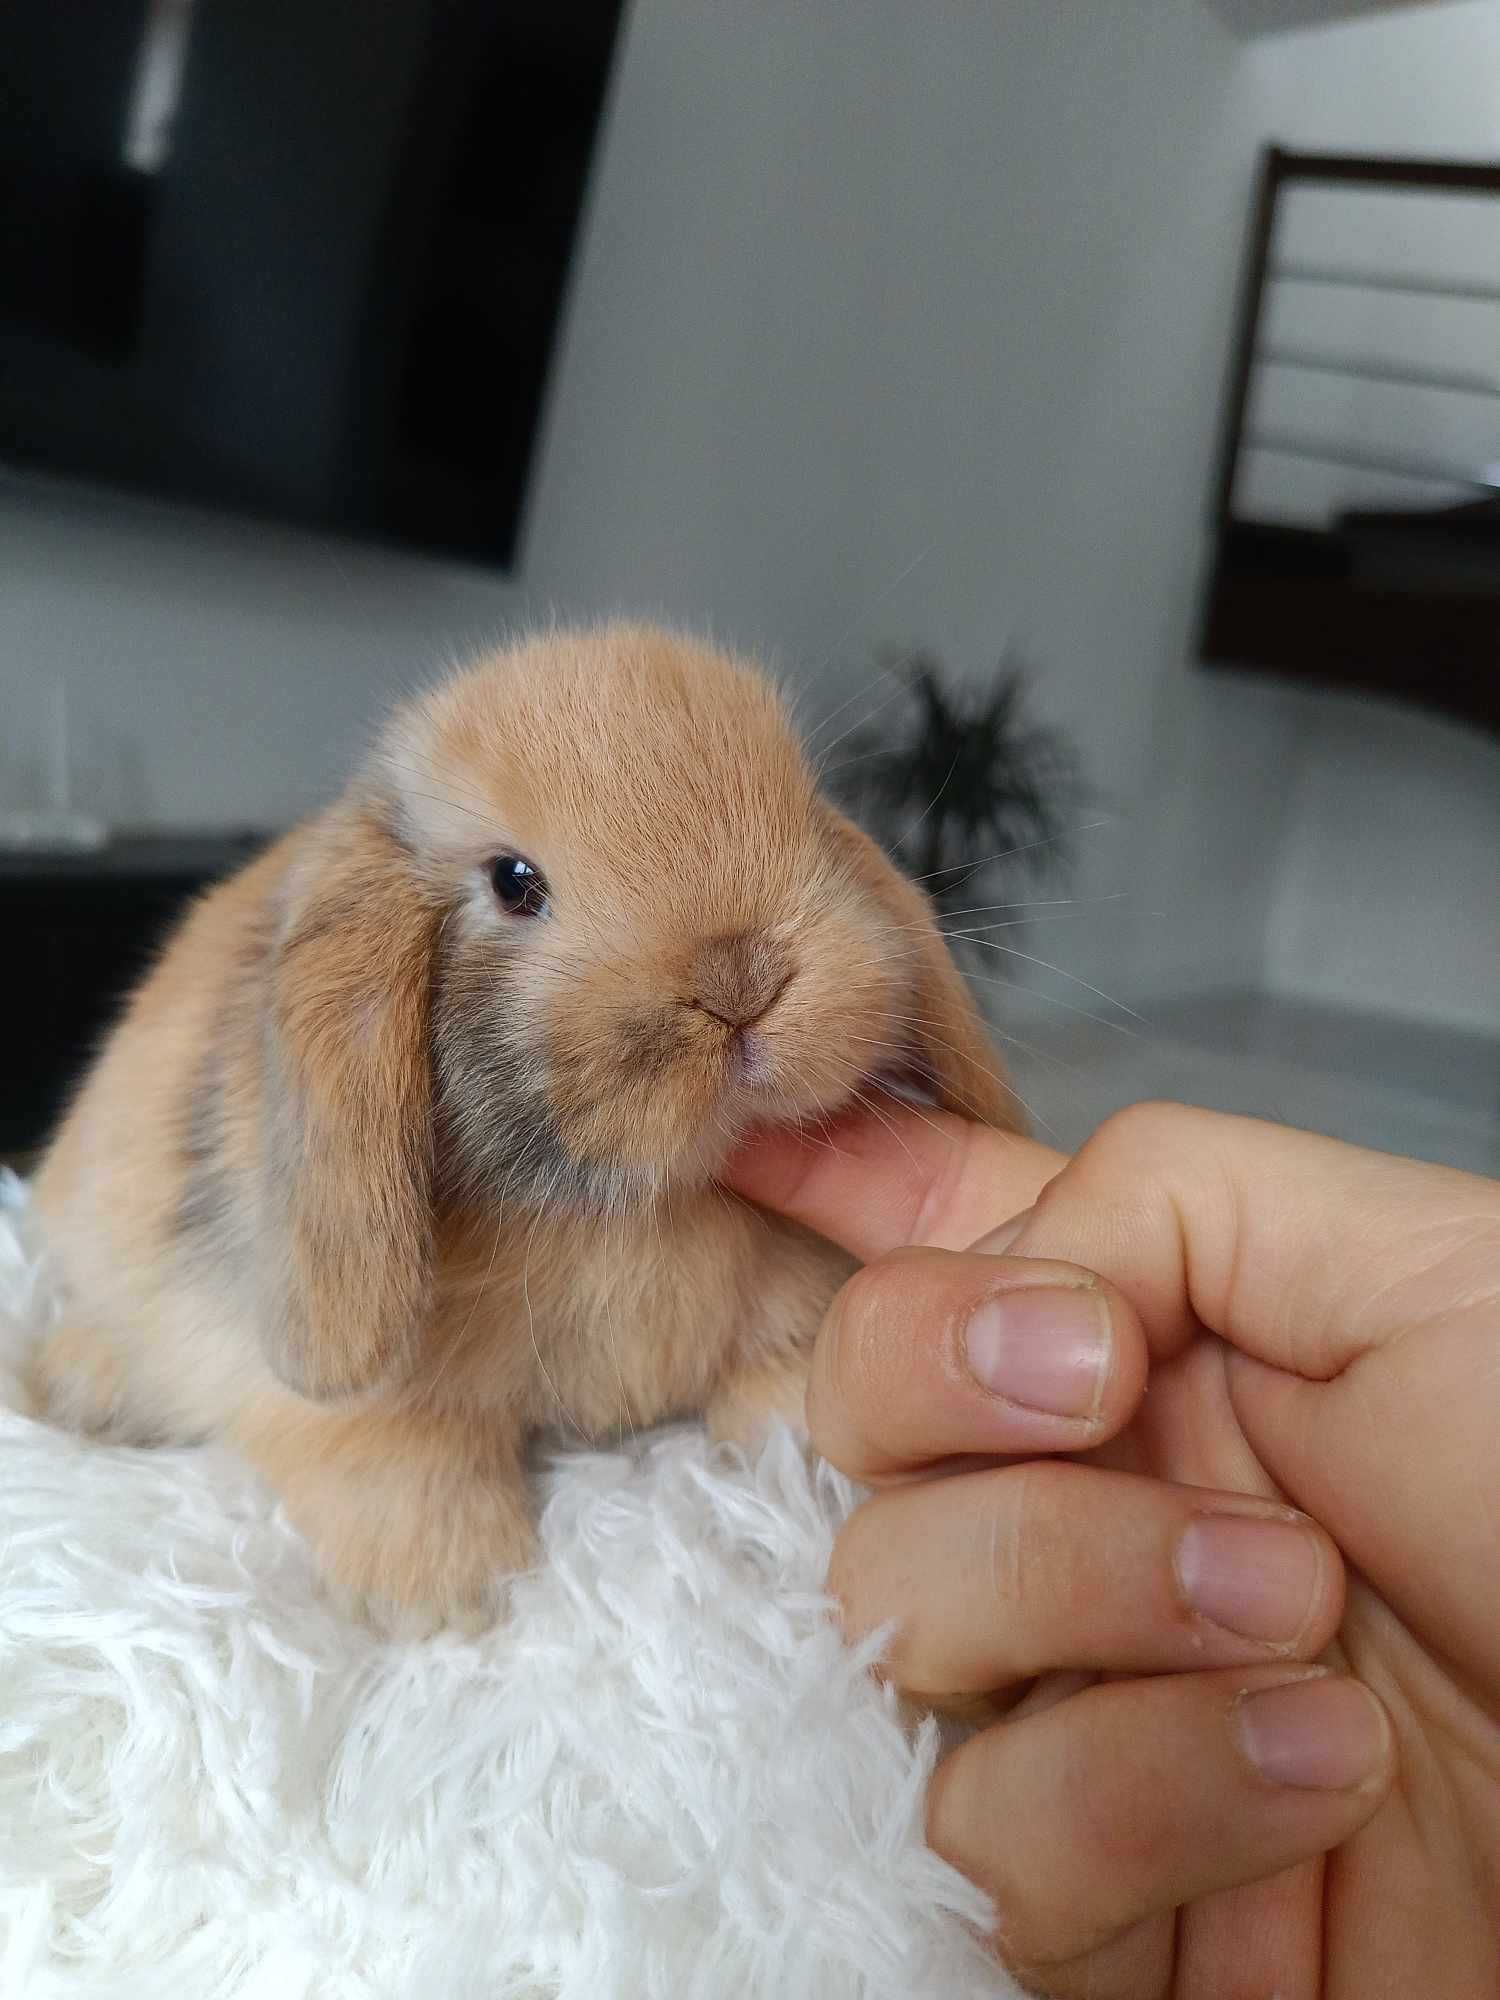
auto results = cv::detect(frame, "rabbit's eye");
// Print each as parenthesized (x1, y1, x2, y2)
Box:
(489, 854, 549, 917)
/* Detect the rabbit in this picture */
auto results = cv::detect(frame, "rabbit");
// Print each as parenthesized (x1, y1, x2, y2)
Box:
(29, 622, 1021, 1631)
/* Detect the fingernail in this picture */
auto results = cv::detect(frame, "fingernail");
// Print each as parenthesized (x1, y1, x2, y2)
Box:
(963, 1286, 1110, 1419)
(1237, 1675, 1391, 1790)
(1176, 1514, 1322, 1646)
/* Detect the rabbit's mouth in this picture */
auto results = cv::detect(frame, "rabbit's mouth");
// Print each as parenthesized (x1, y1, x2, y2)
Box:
(705, 1053, 942, 1185)
(735, 1032, 942, 1136)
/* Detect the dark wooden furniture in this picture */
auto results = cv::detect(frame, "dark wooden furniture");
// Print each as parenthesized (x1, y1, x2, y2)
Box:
(1200, 148, 1500, 734)
(0, 834, 267, 1161)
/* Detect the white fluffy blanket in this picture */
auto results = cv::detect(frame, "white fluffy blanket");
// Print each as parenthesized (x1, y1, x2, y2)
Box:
(0, 1176, 1012, 1998)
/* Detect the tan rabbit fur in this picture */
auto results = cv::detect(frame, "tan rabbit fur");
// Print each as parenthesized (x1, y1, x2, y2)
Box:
(31, 624, 1020, 1628)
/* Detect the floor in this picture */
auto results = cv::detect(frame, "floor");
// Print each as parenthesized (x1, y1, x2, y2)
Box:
(997, 987, 1500, 1177)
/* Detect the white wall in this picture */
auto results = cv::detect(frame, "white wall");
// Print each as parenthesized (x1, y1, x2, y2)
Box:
(1265, 695, 1500, 1028)
(525, 0, 1282, 1013)
(1211, 0, 1448, 35)
(1241, 0, 1500, 1032)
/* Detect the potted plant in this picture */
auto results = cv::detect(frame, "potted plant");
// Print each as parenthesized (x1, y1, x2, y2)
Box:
(825, 650, 1088, 922)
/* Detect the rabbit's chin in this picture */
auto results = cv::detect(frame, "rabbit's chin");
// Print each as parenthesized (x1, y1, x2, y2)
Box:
(439, 999, 938, 1218)
(442, 1070, 887, 1219)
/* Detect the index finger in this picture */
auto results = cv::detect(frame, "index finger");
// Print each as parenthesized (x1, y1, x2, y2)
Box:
(725, 1101, 1067, 1259)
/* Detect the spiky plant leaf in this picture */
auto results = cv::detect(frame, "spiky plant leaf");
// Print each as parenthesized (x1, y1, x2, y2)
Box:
(831, 652, 1088, 920)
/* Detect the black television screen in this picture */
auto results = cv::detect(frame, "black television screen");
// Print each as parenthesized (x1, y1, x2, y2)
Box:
(0, 0, 623, 566)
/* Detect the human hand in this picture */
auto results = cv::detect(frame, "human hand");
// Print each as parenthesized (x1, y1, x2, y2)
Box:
(728, 1100, 1500, 1997)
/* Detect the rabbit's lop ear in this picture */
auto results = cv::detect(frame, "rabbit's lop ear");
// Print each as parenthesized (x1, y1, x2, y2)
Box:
(258, 806, 436, 1399)
(824, 808, 1025, 1133)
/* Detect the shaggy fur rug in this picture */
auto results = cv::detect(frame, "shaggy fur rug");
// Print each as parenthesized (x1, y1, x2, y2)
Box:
(0, 1175, 1011, 1998)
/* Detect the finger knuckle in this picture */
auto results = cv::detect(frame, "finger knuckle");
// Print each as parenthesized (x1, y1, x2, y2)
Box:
(1087, 1098, 1196, 1165)
(826, 1491, 897, 1618)
(812, 1254, 930, 1431)
(926, 1746, 1074, 1972)
(975, 1461, 1067, 1623)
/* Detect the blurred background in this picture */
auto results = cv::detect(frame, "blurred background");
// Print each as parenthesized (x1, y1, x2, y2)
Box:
(3, 0, 1497, 1171)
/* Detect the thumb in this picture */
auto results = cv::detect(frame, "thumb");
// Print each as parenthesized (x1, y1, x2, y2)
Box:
(731, 1096, 1500, 1381)
(724, 1100, 1067, 1262)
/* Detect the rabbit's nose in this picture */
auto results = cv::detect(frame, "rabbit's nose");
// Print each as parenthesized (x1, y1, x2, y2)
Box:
(688, 931, 791, 1029)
